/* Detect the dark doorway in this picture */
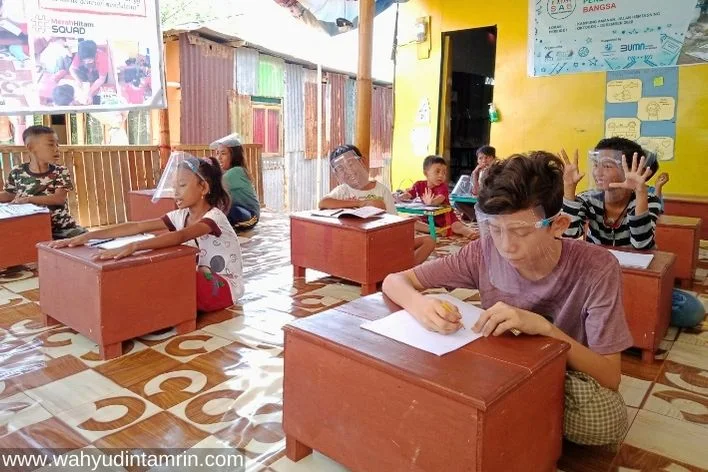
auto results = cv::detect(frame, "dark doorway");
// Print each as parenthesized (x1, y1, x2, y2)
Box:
(438, 26, 496, 185)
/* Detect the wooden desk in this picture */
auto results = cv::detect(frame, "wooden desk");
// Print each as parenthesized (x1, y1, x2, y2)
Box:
(656, 215, 701, 288)
(664, 194, 708, 240)
(290, 212, 415, 295)
(127, 189, 177, 222)
(617, 250, 676, 363)
(283, 294, 570, 472)
(38, 243, 199, 360)
(0, 213, 51, 268)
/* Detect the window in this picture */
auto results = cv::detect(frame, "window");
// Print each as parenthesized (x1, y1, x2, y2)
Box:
(251, 98, 282, 156)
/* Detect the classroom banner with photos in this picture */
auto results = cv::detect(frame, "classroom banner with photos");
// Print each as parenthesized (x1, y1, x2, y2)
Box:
(0, 0, 165, 114)
(529, 0, 708, 76)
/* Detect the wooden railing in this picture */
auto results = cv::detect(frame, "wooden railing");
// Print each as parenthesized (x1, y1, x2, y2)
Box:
(0, 144, 263, 228)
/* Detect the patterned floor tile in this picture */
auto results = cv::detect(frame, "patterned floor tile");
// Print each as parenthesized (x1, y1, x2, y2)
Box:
(624, 410, 708, 469)
(24, 370, 125, 415)
(0, 288, 30, 308)
(666, 343, 708, 371)
(619, 375, 653, 408)
(0, 391, 53, 438)
(611, 443, 706, 472)
(151, 330, 234, 363)
(37, 327, 149, 366)
(0, 416, 90, 450)
(93, 411, 209, 450)
(642, 383, 708, 428)
(656, 360, 708, 397)
(2, 276, 39, 294)
(269, 452, 349, 472)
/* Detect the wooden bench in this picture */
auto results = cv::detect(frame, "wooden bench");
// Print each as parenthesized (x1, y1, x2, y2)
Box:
(290, 212, 416, 295)
(664, 194, 708, 240)
(283, 293, 570, 472)
(38, 243, 199, 360)
(615, 250, 676, 363)
(656, 215, 701, 288)
(126, 189, 177, 222)
(0, 213, 51, 269)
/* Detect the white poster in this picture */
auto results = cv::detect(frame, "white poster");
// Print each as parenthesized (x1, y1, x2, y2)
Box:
(529, 0, 708, 76)
(0, 0, 165, 114)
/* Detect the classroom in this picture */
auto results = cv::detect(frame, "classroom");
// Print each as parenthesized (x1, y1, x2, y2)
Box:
(1, 0, 707, 470)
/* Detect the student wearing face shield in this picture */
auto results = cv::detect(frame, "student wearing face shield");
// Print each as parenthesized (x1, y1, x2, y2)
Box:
(383, 151, 633, 446)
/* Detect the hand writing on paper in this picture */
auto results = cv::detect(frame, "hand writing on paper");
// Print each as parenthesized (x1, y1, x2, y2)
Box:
(11, 196, 31, 204)
(410, 297, 463, 334)
(560, 148, 584, 187)
(421, 187, 436, 205)
(472, 302, 552, 337)
(48, 232, 92, 249)
(609, 153, 652, 192)
(92, 242, 138, 261)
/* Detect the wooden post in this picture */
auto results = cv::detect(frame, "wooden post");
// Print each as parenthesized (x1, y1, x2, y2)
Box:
(158, 107, 170, 169)
(355, 0, 374, 169)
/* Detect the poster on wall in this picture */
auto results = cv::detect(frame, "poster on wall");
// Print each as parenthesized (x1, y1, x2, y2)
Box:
(529, 0, 708, 76)
(0, 0, 165, 115)
(604, 67, 678, 161)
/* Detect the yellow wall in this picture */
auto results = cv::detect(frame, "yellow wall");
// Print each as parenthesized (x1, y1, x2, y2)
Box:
(392, 0, 708, 196)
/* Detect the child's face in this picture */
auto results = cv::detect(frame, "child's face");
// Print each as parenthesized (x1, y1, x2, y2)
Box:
(425, 163, 447, 187)
(28, 133, 60, 164)
(477, 153, 494, 168)
(174, 169, 207, 209)
(591, 154, 624, 189)
(216, 145, 231, 171)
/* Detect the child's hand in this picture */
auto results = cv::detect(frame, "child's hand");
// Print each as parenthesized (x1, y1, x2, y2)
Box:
(48, 232, 92, 248)
(609, 153, 652, 192)
(656, 172, 669, 188)
(92, 242, 138, 261)
(421, 188, 435, 205)
(560, 148, 584, 187)
(363, 198, 386, 210)
(473, 302, 551, 337)
(11, 196, 31, 204)
(409, 298, 463, 334)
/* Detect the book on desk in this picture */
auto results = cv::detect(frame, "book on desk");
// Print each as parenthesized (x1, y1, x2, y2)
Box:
(311, 207, 385, 219)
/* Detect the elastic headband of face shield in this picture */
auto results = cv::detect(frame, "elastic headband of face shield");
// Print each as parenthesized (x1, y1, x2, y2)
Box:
(210, 132, 242, 149)
(474, 203, 560, 231)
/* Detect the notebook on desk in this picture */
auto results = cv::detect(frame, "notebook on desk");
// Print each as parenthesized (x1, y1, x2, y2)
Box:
(311, 207, 385, 219)
(0, 203, 50, 220)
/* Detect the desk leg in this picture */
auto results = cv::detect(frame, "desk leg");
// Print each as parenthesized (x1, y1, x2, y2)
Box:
(43, 313, 61, 327)
(361, 282, 377, 296)
(285, 435, 312, 462)
(293, 265, 306, 278)
(427, 215, 437, 241)
(99, 342, 123, 360)
(641, 349, 655, 364)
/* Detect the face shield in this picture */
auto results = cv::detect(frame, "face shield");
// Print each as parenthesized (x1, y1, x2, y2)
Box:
(210, 132, 242, 149)
(152, 151, 206, 202)
(330, 150, 370, 190)
(475, 204, 563, 293)
(589, 149, 656, 203)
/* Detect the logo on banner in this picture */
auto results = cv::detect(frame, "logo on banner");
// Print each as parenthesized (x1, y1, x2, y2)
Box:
(547, 0, 576, 20)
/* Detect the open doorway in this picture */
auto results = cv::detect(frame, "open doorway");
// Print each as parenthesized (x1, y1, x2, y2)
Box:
(437, 26, 496, 186)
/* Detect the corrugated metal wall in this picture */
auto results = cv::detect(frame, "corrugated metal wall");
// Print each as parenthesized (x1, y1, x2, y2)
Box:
(370, 85, 393, 169)
(328, 73, 347, 152)
(235, 47, 259, 96)
(345, 78, 356, 145)
(179, 34, 233, 145)
(258, 55, 285, 98)
(227, 91, 253, 143)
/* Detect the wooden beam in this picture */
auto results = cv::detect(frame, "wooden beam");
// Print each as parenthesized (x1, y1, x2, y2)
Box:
(158, 108, 170, 169)
(355, 0, 374, 169)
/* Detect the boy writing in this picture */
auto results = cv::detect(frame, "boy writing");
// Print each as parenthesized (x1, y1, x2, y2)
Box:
(399, 155, 476, 238)
(319, 144, 436, 265)
(383, 151, 632, 446)
(0, 126, 86, 240)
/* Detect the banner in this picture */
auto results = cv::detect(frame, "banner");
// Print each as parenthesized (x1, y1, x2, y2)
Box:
(529, 0, 708, 76)
(0, 0, 165, 114)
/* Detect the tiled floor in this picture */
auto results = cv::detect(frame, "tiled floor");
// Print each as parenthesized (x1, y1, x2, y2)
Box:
(1, 211, 707, 471)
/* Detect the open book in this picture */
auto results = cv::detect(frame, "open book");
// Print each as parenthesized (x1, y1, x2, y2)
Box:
(608, 249, 654, 269)
(0, 203, 50, 220)
(361, 294, 483, 356)
(311, 207, 385, 219)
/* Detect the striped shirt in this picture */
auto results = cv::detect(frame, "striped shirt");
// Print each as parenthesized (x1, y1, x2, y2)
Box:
(562, 191, 661, 249)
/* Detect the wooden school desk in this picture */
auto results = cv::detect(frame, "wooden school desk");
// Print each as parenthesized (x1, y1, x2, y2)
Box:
(663, 194, 708, 240)
(614, 250, 676, 363)
(395, 203, 453, 240)
(38, 243, 199, 360)
(0, 213, 51, 268)
(656, 215, 701, 289)
(127, 189, 177, 222)
(290, 212, 416, 295)
(283, 293, 570, 472)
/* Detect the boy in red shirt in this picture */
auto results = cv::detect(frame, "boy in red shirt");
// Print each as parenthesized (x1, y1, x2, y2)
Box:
(400, 155, 476, 238)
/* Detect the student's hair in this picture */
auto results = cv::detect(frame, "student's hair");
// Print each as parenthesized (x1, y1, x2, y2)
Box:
(477, 145, 496, 158)
(123, 67, 142, 86)
(77, 40, 97, 60)
(223, 145, 252, 181)
(329, 144, 362, 163)
(22, 125, 56, 144)
(52, 84, 75, 106)
(595, 137, 659, 176)
(478, 151, 564, 218)
(422, 155, 447, 171)
(182, 157, 231, 211)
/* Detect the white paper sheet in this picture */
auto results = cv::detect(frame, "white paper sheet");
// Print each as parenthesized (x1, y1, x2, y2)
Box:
(0, 203, 50, 220)
(608, 249, 654, 269)
(360, 294, 483, 356)
(89, 233, 156, 250)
